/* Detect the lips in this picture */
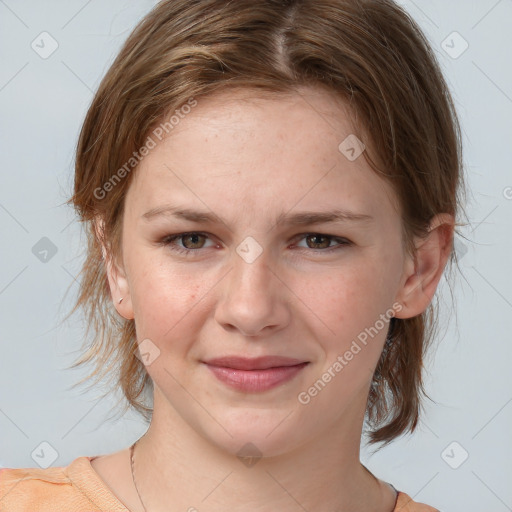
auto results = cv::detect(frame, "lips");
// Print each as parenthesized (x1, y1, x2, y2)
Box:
(203, 355, 307, 370)
(202, 356, 310, 392)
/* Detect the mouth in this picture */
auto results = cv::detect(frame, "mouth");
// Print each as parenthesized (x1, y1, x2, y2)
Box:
(203, 355, 308, 370)
(202, 356, 310, 392)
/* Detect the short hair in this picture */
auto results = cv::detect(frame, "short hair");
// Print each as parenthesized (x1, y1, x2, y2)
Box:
(66, 0, 468, 446)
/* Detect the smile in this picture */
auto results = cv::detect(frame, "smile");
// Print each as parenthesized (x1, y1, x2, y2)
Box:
(203, 362, 309, 392)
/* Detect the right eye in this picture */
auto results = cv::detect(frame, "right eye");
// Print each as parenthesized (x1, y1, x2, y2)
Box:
(159, 232, 217, 256)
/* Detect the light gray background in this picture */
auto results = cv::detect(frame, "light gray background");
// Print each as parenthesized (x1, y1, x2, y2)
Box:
(1, 1, 511, 510)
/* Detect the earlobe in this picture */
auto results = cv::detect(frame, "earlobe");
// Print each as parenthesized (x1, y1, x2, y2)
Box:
(94, 217, 135, 320)
(394, 213, 454, 319)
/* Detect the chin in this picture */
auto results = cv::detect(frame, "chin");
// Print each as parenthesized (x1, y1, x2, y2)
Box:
(199, 409, 306, 460)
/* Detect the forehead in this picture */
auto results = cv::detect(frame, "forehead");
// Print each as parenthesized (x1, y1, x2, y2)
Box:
(170, 86, 355, 144)
(126, 86, 399, 224)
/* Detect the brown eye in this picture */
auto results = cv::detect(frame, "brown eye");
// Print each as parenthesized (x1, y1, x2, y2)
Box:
(180, 233, 207, 249)
(294, 233, 353, 253)
(305, 234, 332, 249)
(160, 232, 214, 255)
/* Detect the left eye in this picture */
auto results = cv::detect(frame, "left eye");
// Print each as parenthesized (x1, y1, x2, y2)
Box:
(294, 233, 352, 251)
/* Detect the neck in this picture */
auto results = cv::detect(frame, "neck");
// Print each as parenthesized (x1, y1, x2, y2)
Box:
(129, 386, 396, 512)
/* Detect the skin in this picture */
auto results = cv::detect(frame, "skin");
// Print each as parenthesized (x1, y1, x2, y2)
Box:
(92, 86, 454, 512)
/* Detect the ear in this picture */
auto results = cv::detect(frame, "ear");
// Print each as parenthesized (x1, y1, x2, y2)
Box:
(394, 213, 454, 319)
(94, 217, 134, 320)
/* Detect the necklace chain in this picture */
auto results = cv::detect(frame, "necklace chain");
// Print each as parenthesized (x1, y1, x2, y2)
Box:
(130, 440, 149, 512)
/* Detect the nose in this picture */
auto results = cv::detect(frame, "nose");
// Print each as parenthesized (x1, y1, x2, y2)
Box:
(214, 245, 290, 337)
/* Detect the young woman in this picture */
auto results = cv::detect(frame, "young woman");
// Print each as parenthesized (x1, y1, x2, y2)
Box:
(0, 0, 466, 510)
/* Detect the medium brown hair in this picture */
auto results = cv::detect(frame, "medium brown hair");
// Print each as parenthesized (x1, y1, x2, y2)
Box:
(66, 0, 467, 446)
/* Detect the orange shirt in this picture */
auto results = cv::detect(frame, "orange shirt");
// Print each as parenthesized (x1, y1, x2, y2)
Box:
(0, 455, 440, 511)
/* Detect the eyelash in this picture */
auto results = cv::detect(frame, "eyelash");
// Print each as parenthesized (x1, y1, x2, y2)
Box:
(159, 231, 353, 257)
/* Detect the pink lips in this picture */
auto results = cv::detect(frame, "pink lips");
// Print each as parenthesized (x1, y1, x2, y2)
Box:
(203, 356, 309, 392)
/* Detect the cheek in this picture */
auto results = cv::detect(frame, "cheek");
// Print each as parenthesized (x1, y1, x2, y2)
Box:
(302, 261, 388, 327)
(128, 254, 206, 340)
(301, 258, 397, 367)
(298, 269, 394, 407)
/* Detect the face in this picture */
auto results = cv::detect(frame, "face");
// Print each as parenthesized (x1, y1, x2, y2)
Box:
(107, 87, 419, 457)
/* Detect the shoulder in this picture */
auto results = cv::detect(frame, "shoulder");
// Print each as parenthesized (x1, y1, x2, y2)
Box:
(0, 463, 75, 511)
(0, 456, 128, 511)
(394, 491, 440, 511)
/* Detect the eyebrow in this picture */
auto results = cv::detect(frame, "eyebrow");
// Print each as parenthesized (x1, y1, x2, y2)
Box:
(141, 205, 374, 227)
